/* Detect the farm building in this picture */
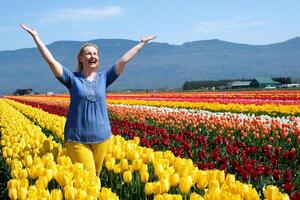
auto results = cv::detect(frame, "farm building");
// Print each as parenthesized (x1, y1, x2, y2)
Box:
(249, 78, 280, 88)
(227, 81, 251, 89)
(13, 88, 33, 95)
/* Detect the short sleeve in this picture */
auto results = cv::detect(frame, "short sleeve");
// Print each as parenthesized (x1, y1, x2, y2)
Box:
(105, 64, 119, 87)
(55, 66, 74, 88)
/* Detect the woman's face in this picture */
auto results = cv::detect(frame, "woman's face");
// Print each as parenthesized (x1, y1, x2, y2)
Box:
(80, 46, 99, 70)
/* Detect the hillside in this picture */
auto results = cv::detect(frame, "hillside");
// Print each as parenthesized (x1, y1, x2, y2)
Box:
(1, 37, 300, 95)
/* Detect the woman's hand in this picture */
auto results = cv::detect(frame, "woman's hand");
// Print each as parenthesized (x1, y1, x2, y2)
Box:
(19, 23, 63, 77)
(141, 35, 157, 43)
(20, 24, 38, 37)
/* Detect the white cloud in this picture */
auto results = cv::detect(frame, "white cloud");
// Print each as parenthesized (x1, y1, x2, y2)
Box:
(192, 17, 268, 33)
(39, 6, 122, 24)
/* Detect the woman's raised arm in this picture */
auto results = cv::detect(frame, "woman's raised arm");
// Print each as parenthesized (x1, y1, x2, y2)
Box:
(20, 24, 63, 77)
(115, 35, 157, 76)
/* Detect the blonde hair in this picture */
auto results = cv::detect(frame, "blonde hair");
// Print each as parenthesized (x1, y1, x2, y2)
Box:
(76, 43, 99, 72)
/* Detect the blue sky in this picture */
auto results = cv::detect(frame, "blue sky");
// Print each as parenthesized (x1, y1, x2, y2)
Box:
(1, 0, 300, 51)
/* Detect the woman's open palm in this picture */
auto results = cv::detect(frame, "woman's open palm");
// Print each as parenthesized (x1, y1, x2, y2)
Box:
(20, 24, 37, 37)
(141, 35, 157, 43)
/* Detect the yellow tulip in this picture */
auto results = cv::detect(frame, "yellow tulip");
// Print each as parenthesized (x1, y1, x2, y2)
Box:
(154, 163, 164, 177)
(8, 188, 17, 200)
(50, 189, 63, 200)
(178, 166, 189, 177)
(141, 171, 150, 183)
(173, 194, 183, 200)
(196, 170, 207, 189)
(19, 168, 28, 179)
(64, 185, 76, 200)
(225, 174, 235, 186)
(27, 185, 38, 199)
(153, 181, 162, 195)
(113, 146, 122, 160)
(18, 187, 28, 200)
(10, 159, 23, 170)
(105, 157, 116, 171)
(145, 182, 154, 195)
(7, 148, 13, 157)
(244, 187, 260, 200)
(123, 170, 133, 184)
(43, 168, 53, 182)
(204, 187, 221, 200)
(170, 173, 180, 187)
(140, 163, 148, 173)
(160, 178, 170, 193)
(133, 136, 140, 144)
(190, 192, 204, 200)
(18, 178, 29, 189)
(6, 157, 11, 167)
(208, 180, 220, 190)
(2, 147, 8, 158)
(143, 151, 154, 163)
(35, 164, 45, 177)
(154, 151, 163, 160)
(55, 170, 72, 187)
(71, 162, 84, 175)
(86, 185, 98, 197)
(57, 155, 72, 167)
(132, 159, 143, 171)
(230, 182, 243, 195)
(155, 193, 183, 200)
(132, 151, 140, 160)
(114, 164, 122, 174)
(154, 194, 163, 200)
(263, 185, 289, 200)
(166, 166, 175, 175)
(120, 159, 129, 171)
(163, 150, 175, 162)
(217, 170, 225, 184)
(42, 152, 55, 167)
(99, 187, 119, 200)
(35, 176, 49, 189)
(206, 170, 217, 182)
(105, 153, 113, 161)
(179, 176, 193, 194)
(10, 169, 19, 179)
(7, 179, 18, 189)
(75, 189, 88, 200)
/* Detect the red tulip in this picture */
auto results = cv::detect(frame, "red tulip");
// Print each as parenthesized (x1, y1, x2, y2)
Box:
(282, 181, 294, 193)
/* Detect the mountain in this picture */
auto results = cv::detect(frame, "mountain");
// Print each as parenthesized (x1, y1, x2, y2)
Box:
(1, 37, 300, 95)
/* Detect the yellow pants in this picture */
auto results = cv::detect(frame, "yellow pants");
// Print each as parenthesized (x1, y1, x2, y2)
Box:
(65, 138, 111, 177)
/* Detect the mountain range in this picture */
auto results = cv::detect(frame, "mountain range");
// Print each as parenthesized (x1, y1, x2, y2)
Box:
(1, 37, 300, 95)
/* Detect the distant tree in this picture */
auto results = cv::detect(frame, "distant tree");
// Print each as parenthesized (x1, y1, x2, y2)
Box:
(182, 79, 237, 90)
(271, 77, 292, 84)
(183, 82, 195, 90)
(291, 77, 300, 84)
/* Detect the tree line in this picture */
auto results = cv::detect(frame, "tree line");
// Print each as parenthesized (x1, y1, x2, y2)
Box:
(182, 77, 292, 90)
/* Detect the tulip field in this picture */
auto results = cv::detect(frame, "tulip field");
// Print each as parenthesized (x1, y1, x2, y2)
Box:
(0, 90, 300, 199)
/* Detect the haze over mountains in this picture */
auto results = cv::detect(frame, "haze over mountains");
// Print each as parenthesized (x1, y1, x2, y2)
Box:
(1, 37, 300, 95)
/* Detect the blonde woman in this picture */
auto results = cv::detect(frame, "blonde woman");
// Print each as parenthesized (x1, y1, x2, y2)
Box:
(20, 24, 156, 188)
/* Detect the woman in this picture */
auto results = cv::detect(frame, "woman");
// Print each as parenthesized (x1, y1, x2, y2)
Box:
(20, 24, 156, 187)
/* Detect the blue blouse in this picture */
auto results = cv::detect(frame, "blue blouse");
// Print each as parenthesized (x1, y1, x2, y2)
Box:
(55, 64, 119, 144)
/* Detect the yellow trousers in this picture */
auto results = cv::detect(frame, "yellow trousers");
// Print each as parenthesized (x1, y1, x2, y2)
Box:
(65, 138, 111, 177)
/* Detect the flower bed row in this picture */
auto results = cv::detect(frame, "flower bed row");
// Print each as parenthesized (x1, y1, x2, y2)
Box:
(8, 94, 300, 116)
(106, 92, 300, 105)
(2, 98, 292, 199)
(0, 99, 118, 199)
(5, 98, 300, 195)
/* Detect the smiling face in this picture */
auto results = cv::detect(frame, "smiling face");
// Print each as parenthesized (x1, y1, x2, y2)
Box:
(78, 45, 99, 71)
